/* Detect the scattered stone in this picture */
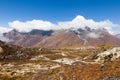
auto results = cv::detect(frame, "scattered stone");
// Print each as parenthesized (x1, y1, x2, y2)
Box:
(72, 61, 85, 65)
(100, 64, 106, 71)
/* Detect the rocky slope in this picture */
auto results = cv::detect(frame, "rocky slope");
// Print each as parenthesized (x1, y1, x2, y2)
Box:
(0, 40, 31, 60)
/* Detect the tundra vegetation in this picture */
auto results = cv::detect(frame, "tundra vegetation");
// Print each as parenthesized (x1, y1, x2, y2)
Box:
(0, 41, 120, 80)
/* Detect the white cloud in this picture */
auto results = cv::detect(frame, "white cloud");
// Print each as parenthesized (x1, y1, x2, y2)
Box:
(3, 15, 120, 34)
(0, 27, 12, 34)
(0, 27, 12, 42)
(0, 34, 11, 42)
(57, 15, 119, 34)
(8, 20, 57, 32)
(87, 32, 102, 38)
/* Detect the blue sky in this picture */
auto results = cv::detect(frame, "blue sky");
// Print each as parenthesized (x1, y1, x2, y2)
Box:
(0, 0, 120, 24)
(0, 0, 120, 34)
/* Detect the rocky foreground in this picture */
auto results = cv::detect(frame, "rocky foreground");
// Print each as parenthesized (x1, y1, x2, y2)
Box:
(0, 40, 120, 80)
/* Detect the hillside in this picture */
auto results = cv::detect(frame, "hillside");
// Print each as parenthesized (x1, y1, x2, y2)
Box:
(1, 40, 120, 79)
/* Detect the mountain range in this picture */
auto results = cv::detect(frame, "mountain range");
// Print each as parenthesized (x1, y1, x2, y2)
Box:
(2, 26, 120, 48)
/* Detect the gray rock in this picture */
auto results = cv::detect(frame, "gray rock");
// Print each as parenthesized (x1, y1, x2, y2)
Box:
(100, 76, 120, 80)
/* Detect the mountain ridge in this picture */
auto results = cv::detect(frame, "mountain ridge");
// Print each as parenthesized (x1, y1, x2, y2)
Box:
(3, 27, 120, 48)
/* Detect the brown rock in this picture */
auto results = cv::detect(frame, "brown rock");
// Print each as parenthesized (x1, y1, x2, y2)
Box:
(0, 47, 3, 54)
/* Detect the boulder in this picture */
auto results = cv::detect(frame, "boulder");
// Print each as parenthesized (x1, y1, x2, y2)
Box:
(0, 47, 3, 54)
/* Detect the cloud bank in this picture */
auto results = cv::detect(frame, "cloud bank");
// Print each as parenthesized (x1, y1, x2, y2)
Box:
(0, 27, 12, 42)
(87, 32, 102, 39)
(0, 27, 12, 34)
(8, 20, 56, 32)
(58, 16, 119, 34)
(0, 15, 119, 34)
(0, 34, 11, 42)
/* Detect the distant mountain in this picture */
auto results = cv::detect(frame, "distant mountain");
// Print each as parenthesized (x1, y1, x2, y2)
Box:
(3, 29, 45, 47)
(22, 29, 53, 36)
(34, 28, 120, 48)
(34, 31, 83, 48)
(3, 27, 120, 48)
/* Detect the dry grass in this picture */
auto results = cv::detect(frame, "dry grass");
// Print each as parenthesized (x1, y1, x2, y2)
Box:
(27, 59, 120, 80)
(1, 40, 119, 80)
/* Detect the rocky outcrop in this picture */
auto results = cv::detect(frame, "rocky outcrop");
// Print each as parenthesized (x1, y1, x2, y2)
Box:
(0, 40, 40, 60)
(95, 47, 120, 62)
